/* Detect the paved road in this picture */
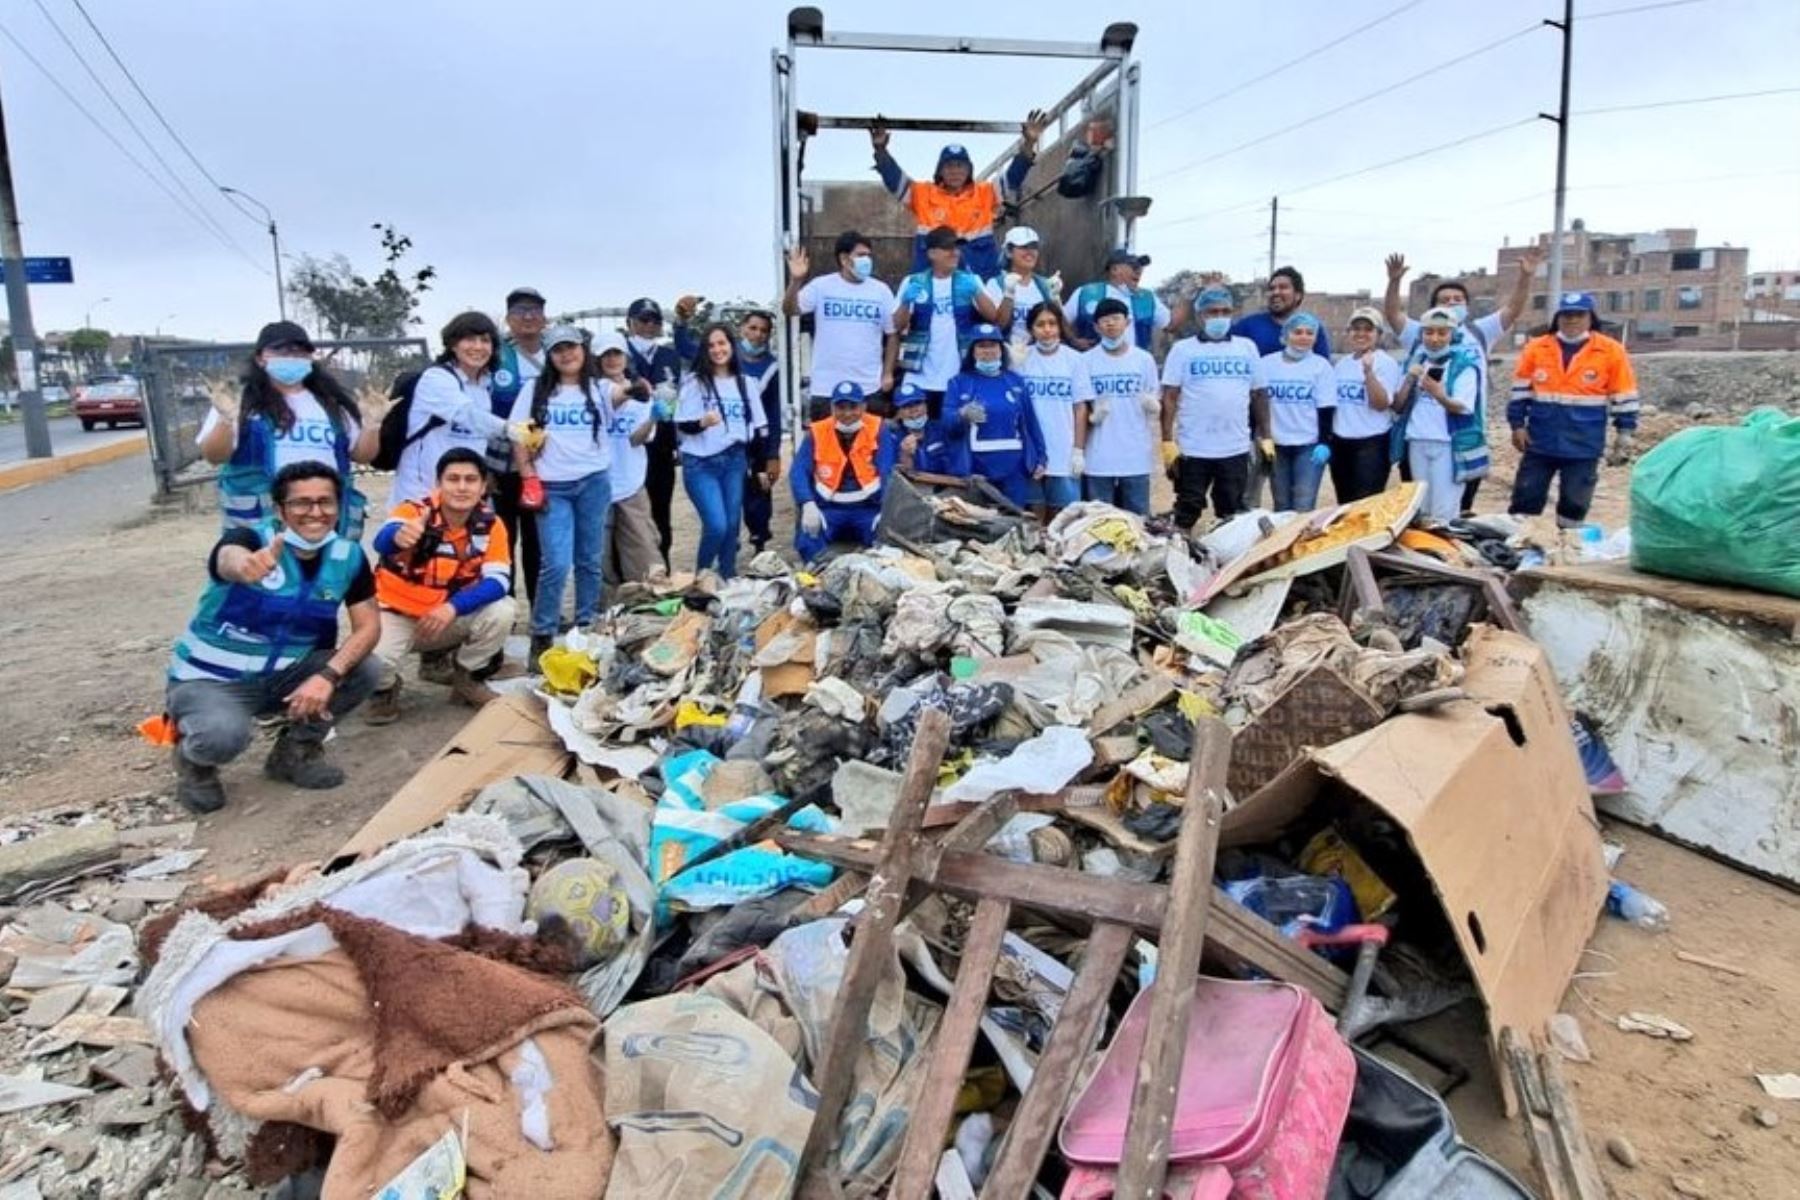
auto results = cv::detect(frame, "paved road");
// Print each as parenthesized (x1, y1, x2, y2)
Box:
(0, 414, 146, 465)
(0, 449, 161, 557)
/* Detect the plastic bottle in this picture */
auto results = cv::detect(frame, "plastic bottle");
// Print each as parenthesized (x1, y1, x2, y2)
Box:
(1605, 879, 1669, 930)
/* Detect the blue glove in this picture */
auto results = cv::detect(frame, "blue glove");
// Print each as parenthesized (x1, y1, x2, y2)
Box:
(1310, 443, 1332, 466)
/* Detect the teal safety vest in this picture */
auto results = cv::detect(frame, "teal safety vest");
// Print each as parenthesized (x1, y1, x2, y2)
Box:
(169, 521, 362, 684)
(217, 407, 367, 541)
(898, 269, 984, 372)
(1071, 282, 1157, 348)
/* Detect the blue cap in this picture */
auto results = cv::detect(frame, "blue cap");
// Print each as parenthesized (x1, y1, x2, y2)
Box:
(1195, 285, 1234, 309)
(938, 144, 973, 169)
(1554, 290, 1596, 317)
(1105, 247, 1150, 269)
(1281, 312, 1321, 337)
(968, 322, 1005, 344)
(894, 382, 929, 409)
(830, 380, 866, 405)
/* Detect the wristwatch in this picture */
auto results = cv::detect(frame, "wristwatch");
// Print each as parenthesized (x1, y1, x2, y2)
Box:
(316, 665, 343, 686)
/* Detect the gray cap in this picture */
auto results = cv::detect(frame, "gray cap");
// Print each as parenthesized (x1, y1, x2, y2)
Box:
(545, 323, 586, 350)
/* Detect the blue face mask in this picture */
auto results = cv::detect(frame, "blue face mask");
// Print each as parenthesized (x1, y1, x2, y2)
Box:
(851, 255, 874, 280)
(739, 338, 768, 359)
(265, 357, 313, 386)
(902, 415, 928, 431)
(1100, 333, 1127, 351)
(1282, 344, 1310, 361)
(1034, 337, 1060, 353)
(1202, 317, 1231, 339)
(975, 359, 1002, 376)
(284, 527, 337, 552)
(1423, 343, 1454, 362)
(1446, 303, 1469, 324)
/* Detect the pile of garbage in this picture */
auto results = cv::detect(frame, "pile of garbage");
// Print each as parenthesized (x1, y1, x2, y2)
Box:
(4, 480, 1618, 1198)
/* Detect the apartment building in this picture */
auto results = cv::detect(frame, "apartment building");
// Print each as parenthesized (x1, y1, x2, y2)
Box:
(1500, 223, 1748, 341)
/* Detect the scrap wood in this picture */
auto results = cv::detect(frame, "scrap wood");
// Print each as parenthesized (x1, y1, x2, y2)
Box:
(1502, 1027, 1607, 1200)
(1673, 950, 1750, 978)
(919, 784, 1107, 829)
(1085, 674, 1178, 740)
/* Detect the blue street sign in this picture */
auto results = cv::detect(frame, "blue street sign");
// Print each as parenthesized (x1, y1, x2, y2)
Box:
(0, 257, 75, 283)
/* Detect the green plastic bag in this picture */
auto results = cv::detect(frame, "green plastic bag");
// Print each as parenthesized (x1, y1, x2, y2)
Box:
(1629, 408, 1800, 597)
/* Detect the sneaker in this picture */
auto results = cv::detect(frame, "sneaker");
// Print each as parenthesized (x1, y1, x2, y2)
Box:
(448, 666, 499, 709)
(417, 648, 456, 685)
(365, 679, 402, 726)
(263, 730, 346, 790)
(173, 746, 226, 814)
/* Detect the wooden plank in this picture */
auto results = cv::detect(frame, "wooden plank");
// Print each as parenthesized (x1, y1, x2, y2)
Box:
(1343, 545, 1384, 617)
(796, 707, 951, 1183)
(1517, 561, 1800, 632)
(1114, 719, 1231, 1200)
(789, 871, 869, 922)
(1539, 1046, 1610, 1200)
(897, 794, 1018, 928)
(1501, 1027, 1573, 1200)
(1086, 674, 1178, 740)
(778, 833, 1350, 1010)
(920, 786, 1107, 829)
(980, 920, 1134, 1199)
(890, 896, 1013, 1200)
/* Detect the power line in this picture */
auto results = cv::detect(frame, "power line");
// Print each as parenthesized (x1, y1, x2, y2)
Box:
(25, 0, 247, 256)
(1151, 22, 1540, 183)
(1147, 0, 1425, 132)
(1585, 0, 1710, 19)
(0, 19, 269, 272)
(1576, 86, 1800, 115)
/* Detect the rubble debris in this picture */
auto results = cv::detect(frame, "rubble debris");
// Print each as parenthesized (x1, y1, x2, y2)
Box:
(1617, 1012, 1694, 1041)
(0, 823, 118, 898)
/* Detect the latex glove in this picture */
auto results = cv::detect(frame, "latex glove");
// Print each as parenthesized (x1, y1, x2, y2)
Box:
(1310, 443, 1332, 467)
(1089, 398, 1110, 425)
(520, 476, 546, 511)
(1606, 430, 1636, 467)
(1257, 438, 1276, 463)
(1140, 390, 1162, 418)
(801, 501, 825, 535)
(1003, 271, 1022, 293)
(903, 278, 929, 306)
(1069, 448, 1085, 477)
(959, 401, 988, 426)
(1161, 440, 1179, 468)
(517, 423, 547, 453)
(1047, 271, 1064, 301)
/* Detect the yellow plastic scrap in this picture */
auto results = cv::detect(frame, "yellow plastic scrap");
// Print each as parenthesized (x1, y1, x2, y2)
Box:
(1273, 483, 1423, 567)
(538, 646, 598, 696)
(1088, 516, 1142, 552)
(937, 747, 976, 788)
(1176, 690, 1217, 721)
(674, 700, 728, 729)
(1397, 527, 1460, 561)
(1300, 827, 1397, 920)
(1112, 584, 1156, 621)
(953, 1065, 1010, 1115)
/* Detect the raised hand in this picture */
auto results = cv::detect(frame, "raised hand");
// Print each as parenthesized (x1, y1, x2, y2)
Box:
(393, 513, 426, 551)
(1021, 108, 1051, 147)
(869, 117, 890, 152)
(206, 377, 241, 420)
(1385, 253, 1408, 283)
(240, 533, 285, 583)
(786, 245, 810, 281)
(1519, 247, 1545, 278)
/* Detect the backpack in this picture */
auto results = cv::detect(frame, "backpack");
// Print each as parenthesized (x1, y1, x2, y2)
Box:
(371, 366, 442, 472)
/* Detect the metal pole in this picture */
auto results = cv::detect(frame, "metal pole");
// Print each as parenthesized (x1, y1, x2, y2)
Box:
(0, 71, 50, 458)
(269, 221, 286, 319)
(1268, 196, 1278, 277)
(1543, 0, 1574, 300)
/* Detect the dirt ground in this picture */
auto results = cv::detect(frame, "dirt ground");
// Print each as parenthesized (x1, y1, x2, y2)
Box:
(1, 410, 1794, 1196)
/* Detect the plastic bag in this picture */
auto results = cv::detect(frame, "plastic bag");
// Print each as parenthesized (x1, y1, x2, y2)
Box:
(1630, 408, 1800, 597)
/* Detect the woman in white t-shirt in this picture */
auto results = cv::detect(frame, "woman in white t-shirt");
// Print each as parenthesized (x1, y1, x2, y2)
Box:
(516, 326, 617, 658)
(198, 319, 379, 537)
(1394, 308, 1478, 526)
(592, 333, 660, 589)
(1329, 308, 1402, 502)
(1015, 301, 1093, 519)
(676, 324, 768, 579)
(1258, 312, 1339, 513)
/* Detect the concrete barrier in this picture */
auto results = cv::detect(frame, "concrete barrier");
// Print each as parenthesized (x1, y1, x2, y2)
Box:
(0, 433, 146, 492)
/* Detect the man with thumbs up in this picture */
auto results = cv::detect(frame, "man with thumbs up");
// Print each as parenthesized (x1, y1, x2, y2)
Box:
(164, 462, 381, 813)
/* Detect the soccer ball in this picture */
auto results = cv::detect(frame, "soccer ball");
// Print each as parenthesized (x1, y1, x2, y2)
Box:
(527, 857, 631, 968)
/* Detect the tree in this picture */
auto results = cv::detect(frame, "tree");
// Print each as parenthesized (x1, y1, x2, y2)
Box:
(286, 223, 436, 340)
(67, 327, 113, 376)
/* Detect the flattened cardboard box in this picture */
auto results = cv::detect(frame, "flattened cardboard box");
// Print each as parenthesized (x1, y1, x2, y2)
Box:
(1223, 626, 1606, 1108)
(333, 693, 570, 864)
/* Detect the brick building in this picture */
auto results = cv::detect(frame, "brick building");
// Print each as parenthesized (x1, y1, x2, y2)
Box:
(1745, 267, 1800, 322)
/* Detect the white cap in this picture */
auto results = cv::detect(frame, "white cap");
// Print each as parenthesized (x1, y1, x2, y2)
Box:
(1003, 226, 1041, 248)
(1349, 306, 1386, 330)
(594, 330, 627, 356)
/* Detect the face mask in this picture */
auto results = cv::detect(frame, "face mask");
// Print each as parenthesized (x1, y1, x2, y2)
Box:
(851, 255, 874, 280)
(834, 417, 863, 434)
(265, 358, 312, 386)
(1034, 337, 1060, 353)
(902, 415, 928, 431)
(1282, 345, 1309, 361)
(1100, 334, 1126, 351)
(1202, 317, 1231, 339)
(739, 338, 768, 359)
(284, 527, 337, 552)
(975, 359, 1002, 377)
(1557, 329, 1590, 345)
(628, 335, 656, 356)
(1423, 344, 1453, 362)
(1446, 304, 1469, 324)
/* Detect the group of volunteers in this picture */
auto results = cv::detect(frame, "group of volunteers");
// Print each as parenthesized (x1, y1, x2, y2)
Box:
(158, 115, 1643, 815)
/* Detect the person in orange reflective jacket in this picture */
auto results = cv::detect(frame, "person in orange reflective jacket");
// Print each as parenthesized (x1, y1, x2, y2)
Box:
(871, 109, 1050, 278)
(1506, 291, 1640, 526)
(790, 382, 899, 562)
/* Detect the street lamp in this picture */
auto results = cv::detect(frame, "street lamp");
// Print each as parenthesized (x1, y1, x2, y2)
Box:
(85, 295, 110, 328)
(219, 186, 286, 320)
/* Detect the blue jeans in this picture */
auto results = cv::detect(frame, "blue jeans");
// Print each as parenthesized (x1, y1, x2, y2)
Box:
(1083, 474, 1151, 515)
(532, 469, 612, 635)
(1027, 474, 1081, 510)
(1271, 443, 1324, 513)
(1509, 451, 1600, 526)
(683, 445, 747, 578)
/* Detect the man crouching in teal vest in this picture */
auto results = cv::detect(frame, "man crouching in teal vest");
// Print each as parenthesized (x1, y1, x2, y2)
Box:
(165, 461, 382, 813)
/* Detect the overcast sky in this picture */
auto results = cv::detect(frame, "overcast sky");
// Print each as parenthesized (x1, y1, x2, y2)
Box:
(3, 0, 1796, 341)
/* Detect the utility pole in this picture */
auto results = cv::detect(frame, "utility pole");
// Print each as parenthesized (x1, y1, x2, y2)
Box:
(0, 72, 50, 459)
(1542, 0, 1574, 300)
(221, 186, 286, 319)
(1267, 195, 1279, 278)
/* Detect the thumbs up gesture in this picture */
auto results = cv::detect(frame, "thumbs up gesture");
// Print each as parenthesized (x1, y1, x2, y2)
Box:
(393, 513, 426, 551)
(240, 532, 285, 583)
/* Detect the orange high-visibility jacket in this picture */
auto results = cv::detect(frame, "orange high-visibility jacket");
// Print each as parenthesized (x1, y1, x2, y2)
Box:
(809, 415, 883, 504)
(1508, 333, 1639, 459)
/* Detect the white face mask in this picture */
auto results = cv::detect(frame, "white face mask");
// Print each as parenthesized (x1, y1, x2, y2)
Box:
(284, 527, 337, 552)
(628, 335, 657, 356)
(1557, 329, 1590, 345)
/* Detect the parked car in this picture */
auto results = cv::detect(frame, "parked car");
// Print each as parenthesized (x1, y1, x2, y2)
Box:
(73, 374, 144, 430)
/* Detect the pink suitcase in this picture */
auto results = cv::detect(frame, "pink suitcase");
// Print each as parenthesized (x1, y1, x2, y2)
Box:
(1058, 977, 1355, 1200)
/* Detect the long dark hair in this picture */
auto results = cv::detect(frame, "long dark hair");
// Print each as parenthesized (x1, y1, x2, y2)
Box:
(435, 311, 501, 373)
(238, 354, 360, 434)
(529, 340, 603, 443)
(1024, 300, 1072, 345)
(693, 322, 747, 406)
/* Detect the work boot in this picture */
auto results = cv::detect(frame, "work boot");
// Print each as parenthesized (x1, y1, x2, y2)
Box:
(364, 678, 402, 726)
(417, 648, 456, 685)
(528, 633, 554, 670)
(263, 730, 345, 790)
(172, 746, 226, 814)
(449, 666, 499, 709)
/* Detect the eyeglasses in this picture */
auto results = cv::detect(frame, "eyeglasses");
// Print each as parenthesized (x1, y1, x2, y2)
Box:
(280, 497, 340, 513)
(508, 306, 546, 318)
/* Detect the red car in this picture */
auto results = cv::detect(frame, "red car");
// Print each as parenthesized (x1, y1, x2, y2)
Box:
(74, 374, 145, 430)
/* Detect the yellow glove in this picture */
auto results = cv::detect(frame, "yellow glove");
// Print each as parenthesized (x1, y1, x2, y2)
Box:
(1257, 438, 1276, 463)
(1161, 441, 1180, 468)
(513, 422, 547, 452)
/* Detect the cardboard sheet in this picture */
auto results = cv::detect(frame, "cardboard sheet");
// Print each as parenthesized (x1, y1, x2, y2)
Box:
(333, 693, 569, 863)
(1223, 626, 1606, 1109)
